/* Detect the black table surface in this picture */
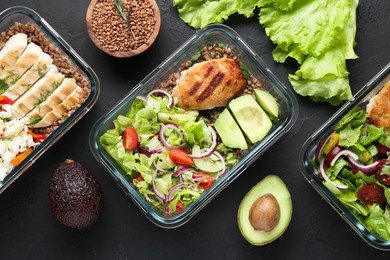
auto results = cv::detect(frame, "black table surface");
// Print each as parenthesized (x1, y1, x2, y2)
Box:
(0, 0, 389, 259)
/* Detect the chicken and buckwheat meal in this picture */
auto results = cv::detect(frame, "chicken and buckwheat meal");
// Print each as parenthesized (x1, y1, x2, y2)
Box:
(0, 22, 91, 181)
(313, 80, 390, 241)
(100, 44, 280, 215)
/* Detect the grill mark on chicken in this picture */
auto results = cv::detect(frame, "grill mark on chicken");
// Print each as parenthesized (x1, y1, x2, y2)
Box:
(205, 65, 213, 78)
(197, 72, 225, 102)
(188, 81, 201, 96)
(172, 58, 246, 110)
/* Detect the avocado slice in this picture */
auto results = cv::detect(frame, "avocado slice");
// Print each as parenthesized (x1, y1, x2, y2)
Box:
(214, 108, 248, 150)
(238, 175, 292, 246)
(254, 89, 279, 118)
(228, 95, 272, 144)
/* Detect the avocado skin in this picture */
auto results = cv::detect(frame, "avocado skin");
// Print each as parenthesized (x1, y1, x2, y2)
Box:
(49, 159, 103, 229)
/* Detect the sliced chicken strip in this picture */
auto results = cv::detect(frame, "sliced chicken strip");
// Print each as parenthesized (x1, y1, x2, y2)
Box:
(0, 42, 43, 86)
(3, 52, 53, 100)
(29, 110, 62, 128)
(12, 65, 65, 118)
(26, 77, 76, 119)
(29, 85, 83, 128)
(53, 86, 83, 114)
(0, 33, 28, 76)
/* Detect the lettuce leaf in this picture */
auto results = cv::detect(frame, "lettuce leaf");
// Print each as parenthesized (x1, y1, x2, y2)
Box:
(260, 0, 359, 105)
(173, 0, 359, 105)
(173, 0, 260, 29)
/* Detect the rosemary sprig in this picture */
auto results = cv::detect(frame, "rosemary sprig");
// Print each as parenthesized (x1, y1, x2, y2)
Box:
(113, 0, 136, 39)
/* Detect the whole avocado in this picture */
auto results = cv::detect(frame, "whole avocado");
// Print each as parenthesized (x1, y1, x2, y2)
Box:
(49, 159, 103, 229)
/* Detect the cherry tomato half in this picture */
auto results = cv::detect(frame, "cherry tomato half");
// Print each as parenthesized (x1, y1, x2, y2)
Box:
(176, 201, 185, 212)
(135, 173, 144, 182)
(325, 145, 343, 166)
(193, 172, 213, 190)
(169, 148, 193, 166)
(123, 127, 139, 150)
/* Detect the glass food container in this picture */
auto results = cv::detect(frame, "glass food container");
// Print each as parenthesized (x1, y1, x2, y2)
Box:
(0, 6, 100, 193)
(300, 63, 390, 250)
(90, 24, 298, 228)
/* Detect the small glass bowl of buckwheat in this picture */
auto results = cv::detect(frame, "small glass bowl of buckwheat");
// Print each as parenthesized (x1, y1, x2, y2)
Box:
(86, 0, 161, 58)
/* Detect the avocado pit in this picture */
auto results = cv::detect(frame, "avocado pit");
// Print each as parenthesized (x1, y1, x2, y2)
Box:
(249, 193, 280, 231)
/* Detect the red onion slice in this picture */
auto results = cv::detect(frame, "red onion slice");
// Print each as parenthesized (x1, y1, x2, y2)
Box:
(319, 158, 348, 190)
(329, 149, 381, 173)
(152, 169, 166, 201)
(213, 151, 226, 177)
(315, 131, 335, 161)
(136, 95, 147, 103)
(192, 174, 204, 181)
(164, 182, 188, 207)
(164, 182, 188, 215)
(172, 166, 195, 178)
(137, 146, 163, 156)
(159, 124, 185, 149)
(147, 89, 174, 109)
(153, 161, 167, 173)
(347, 157, 381, 174)
(188, 127, 217, 159)
(330, 149, 359, 166)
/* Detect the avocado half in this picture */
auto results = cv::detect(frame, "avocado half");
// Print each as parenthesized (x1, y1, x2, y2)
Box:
(238, 175, 292, 246)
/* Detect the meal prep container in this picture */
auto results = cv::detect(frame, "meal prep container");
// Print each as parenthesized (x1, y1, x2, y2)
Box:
(0, 6, 100, 193)
(300, 63, 390, 250)
(90, 24, 298, 228)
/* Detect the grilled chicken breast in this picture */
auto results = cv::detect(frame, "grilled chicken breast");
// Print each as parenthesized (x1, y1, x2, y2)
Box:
(0, 42, 43, 86)
(0, 33, 28, 75)
(367, 81, 390, 129)
(172, 58, 246, 110)
(12, 65, 64, 118)
(30, 85, 83, 128)
(26, 77, 76, 120)
(4, 52, 53, 100)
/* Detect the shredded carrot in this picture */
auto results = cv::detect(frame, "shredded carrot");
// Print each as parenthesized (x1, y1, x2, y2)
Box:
(11, 148, 33, 166)
(27, 130, 47, 141)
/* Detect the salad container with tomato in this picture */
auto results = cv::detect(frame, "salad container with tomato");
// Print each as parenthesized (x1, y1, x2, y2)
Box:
(300, 62, 390, 250)
(90, 24, 298, 228)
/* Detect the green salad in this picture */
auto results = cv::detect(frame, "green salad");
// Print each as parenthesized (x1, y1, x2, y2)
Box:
(314, 106, 390, 240)
(100, 93, 239, 215)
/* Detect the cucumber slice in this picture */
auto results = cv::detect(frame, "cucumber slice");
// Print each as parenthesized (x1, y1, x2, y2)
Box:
(192, 145, 223, 173)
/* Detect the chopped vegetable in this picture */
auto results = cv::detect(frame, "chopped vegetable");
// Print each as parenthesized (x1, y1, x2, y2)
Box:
(100, 94, 239, 214)
(11, 147, 33, 166)
(314, 106, 390, 240)
(0, 106, 39, 181)
(0, 95, 14, 105)
(123, 127, 139, 150)
(193, 172, 213, 190)
(169, 148, 193, 166)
